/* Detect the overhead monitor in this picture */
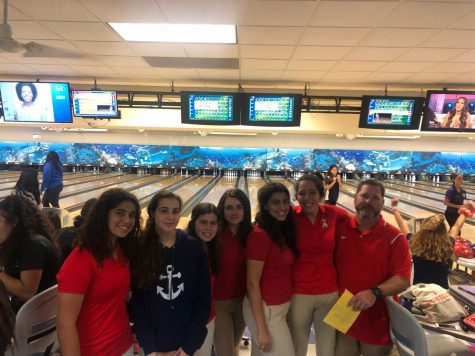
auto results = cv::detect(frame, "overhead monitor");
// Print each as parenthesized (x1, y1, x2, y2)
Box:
(181, 92, 240, 125)
(0, 81, 72, 123)
(241, 94, 302, 127)
(421, 90, 475, 132)
(72, 90, 119, 118)
(358, 96, 424, 130)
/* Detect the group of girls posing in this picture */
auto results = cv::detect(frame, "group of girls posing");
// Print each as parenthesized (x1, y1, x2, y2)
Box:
(56, 173, 349, 356)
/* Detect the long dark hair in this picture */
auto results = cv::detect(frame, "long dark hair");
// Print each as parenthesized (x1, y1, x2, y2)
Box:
(132, 190, 182, 291)
(0, 194, 56, 270)
(45, 151, 62, 171)
(0, 282, 15, 353)
(14, 168, 41, 205)
(217, 189, 252, 246)
(77, 188, 141, 265)
(255, 182, 298, 257)
(446, 97, 469, 128)
(187, 202, 221, 275)
(73, 198, 98, 228)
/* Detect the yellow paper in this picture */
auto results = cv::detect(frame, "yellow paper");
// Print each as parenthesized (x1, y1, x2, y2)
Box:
(323, 289, 361, 333)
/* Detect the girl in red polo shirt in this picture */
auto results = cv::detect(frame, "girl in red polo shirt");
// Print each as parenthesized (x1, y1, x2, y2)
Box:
(214, 189, 253, 356)
(288, 174, 349, 356)
(244, 182, 298, 356)
(187, 202, 221, 356)
(57, 188, 141, 356)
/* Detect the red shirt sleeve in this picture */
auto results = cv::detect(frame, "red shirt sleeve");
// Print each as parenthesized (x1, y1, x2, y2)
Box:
(389, 233, 412, 281)
(57, 247, 94, 295)
(246, 228, 271, 262)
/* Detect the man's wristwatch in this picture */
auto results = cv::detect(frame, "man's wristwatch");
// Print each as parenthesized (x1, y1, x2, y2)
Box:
(371, 286, 383, 298)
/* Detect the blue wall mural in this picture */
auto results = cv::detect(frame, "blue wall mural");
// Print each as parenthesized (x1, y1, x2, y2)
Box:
(1, 141, 475, 174)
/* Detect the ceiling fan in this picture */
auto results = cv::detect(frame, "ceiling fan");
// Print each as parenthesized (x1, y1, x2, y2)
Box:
(0, 0, 83, 58)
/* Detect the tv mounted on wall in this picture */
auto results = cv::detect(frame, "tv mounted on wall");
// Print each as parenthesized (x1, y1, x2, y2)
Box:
(358, 96, 424, 130)
(72, 90, 119, 118)
(0, 81, 72, 123)
(181, 92, 240, 125)
(421, 90, 475, 132)
(241, 94, 302, 127)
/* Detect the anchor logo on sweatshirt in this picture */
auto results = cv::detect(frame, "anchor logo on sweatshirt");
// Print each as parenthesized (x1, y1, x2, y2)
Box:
(157, 265, 184, 300)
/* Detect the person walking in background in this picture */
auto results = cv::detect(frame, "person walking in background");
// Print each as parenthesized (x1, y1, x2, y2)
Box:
(444, 173, 469, 230)
(214, 189, 253, 356)
(131, 190, 210, 356)
(288, 174, 349, 356)
(324, 165, 342, 205)
(57, 188, 141, 356)
(41, 151, 63, 208)
(14, 167, 41, 205)
(187, 202, 221, 356)
(0, 194, 60, 313)
(244, 182, 298, 356)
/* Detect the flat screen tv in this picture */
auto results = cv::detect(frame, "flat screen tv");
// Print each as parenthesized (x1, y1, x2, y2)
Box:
(241, 94, 302, 127)
(181, 92, 240, 125)
(421, 90, 475, 132)
(0, 81, 72, 123)
(359, 96, 424, 130)
(72, 90, 119, 118)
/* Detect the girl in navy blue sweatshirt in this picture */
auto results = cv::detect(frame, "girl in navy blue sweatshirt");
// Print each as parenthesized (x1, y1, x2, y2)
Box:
(131, 190, 211, 356)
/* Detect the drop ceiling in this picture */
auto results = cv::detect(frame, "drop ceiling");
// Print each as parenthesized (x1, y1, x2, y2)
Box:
(2, 0, 475, 94)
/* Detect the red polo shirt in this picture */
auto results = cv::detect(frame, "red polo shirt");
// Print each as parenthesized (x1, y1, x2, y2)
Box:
(246, 225, 295, 305)
(292, 204, 349, 295)
(214, 228, 247, 300)
(335, 216, 411, 345)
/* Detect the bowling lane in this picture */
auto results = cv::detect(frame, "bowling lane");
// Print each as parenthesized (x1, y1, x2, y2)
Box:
(412, 180, 475, 195)
(386, 180, 475, 200)
(247, 177, 266, 218)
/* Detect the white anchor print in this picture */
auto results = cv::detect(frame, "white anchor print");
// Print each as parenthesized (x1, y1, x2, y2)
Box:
(157, 265, 184, 300)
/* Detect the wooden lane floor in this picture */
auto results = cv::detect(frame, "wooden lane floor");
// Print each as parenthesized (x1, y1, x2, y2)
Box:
(247, 177, 267, 219)
(383, 180, 475, 199)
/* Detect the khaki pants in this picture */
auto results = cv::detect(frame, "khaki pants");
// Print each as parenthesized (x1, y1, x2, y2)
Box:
(195, 318, 215, 356)
(213, 297, 246, 356)
(287, 292, 339, 356)
(243, 296, 295, 356)
(335, 332, 393, 356)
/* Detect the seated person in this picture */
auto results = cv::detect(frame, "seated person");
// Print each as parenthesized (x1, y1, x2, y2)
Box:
(0, 194, 60, 313)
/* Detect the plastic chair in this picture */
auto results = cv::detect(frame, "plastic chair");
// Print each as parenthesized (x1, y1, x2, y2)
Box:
(6, 285, 58, 356)
(385, 296, 472, 356)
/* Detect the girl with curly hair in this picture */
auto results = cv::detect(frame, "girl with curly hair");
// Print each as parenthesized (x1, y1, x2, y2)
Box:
(410, 214, 457, 289)
(57, 188, 141, 356)
(0, 193, 59, 313)
(187, 202, 221, 356)
(244, 182, 298, 356)
(131, 190, 210, 356)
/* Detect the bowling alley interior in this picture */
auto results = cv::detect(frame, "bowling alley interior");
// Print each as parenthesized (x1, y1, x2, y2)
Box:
(2, 0, 475, 355)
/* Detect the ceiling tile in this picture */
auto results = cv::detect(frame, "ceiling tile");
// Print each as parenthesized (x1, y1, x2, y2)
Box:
(404, 72, 458, 83)
(323, 71, 371, 80)
(378, 61, 437, 72)
(344, 47, 410, 61)
(360, 28, 438, 47)
(157, 0, 236, 24)
(286, 60, 336, 71)
(10, 0, 96, 21)
(10, 21, 62, 40)
(240, 69, 284, 80)
(55, 57, 104, 66)
(425, 62, 475, 73)
(380, 2, 475, 28)
(0, 53, 60, 65)
(421, 30, 475, 49)
(72, 41, 136, 56)
(127, 43, 187, 57)
(197, 69, 240, 80)
(0, 63, 40, 75)
(239, 26, 304, 45)
(78, 0, 166, 22)
(154, 68, 201, 80)
(362, 72, 412, 82)
(98, 56, 150, 67)
(309, 1, 398, 27)
(113, 67, 159, 76)
(448, 49, 475, 62)
(68, 65, 119, 76)
(293, 46, 352, 60)
(240, 45, 294, 59)
(281, 71, 326, 81)
(332, 61, 387, 71)
(396, 48, 466, 62)
(33, 64, 79, 75)
(241, 59, 288, 70)
(238, 0, 317, 26)
(183, 44, 238, 58)
(41, 22, 121, 41)
(300, 28, 371, 46)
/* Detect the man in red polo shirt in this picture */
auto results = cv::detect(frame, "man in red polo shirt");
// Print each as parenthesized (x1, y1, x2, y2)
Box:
(335, 179, 411, 356)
